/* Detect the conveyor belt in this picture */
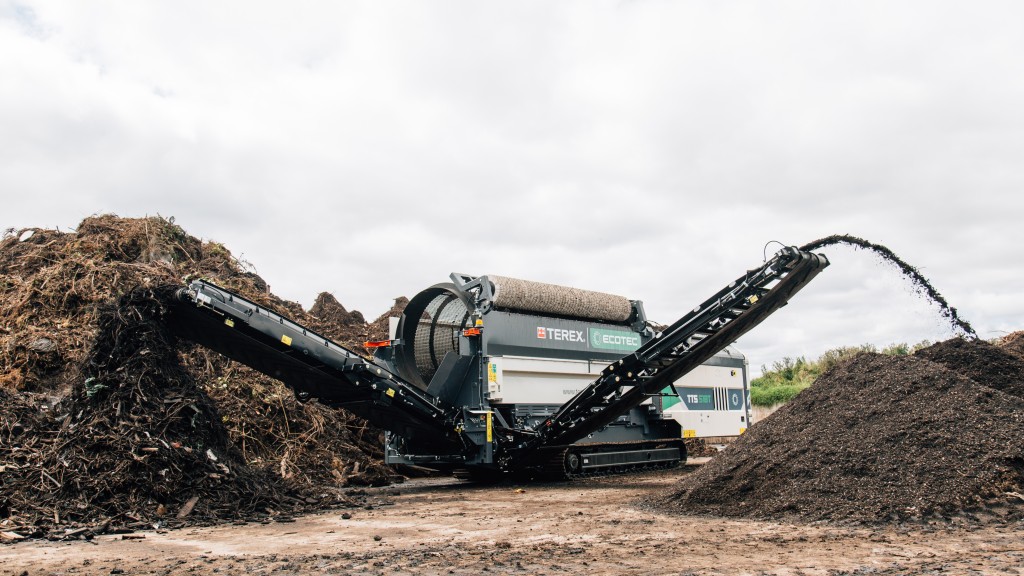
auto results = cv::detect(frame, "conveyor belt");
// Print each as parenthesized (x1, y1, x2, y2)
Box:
(167, 280, 465, 450)
(514, 247, 829, 462)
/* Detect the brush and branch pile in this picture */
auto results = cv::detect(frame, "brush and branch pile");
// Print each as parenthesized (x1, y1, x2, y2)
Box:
(0, 215, 389, 539)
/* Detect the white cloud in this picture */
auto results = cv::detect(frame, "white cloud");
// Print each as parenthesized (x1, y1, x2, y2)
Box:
(2, 0, 1023, 376)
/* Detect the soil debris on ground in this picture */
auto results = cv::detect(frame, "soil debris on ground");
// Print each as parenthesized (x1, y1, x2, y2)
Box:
(683, 438, 718, 458)
(660, 340, 1024, 524)
(2, 471, 1022, 576)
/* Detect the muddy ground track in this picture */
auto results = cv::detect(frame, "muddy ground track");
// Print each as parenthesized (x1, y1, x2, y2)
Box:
(1, 470, 1022, 576)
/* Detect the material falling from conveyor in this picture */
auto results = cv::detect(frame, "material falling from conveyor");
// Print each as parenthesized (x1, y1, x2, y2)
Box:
(488, 275, 633, 322)
(799, 234, 976, 336)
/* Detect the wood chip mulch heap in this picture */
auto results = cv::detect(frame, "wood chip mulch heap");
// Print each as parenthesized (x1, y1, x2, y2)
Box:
(367, 297, 409, 344)
(0, 215, 397, 541)
(994, 330, 1024, 368)
(661, 337, 1024, 525)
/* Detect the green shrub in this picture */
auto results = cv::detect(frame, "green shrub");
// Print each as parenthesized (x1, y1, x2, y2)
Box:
(750, 383, 806, 406)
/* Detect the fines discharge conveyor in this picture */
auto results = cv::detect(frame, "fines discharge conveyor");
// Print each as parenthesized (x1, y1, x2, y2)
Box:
(167, 246, 828, 479)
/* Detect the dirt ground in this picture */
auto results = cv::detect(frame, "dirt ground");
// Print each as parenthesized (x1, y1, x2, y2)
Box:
(2, 465, 1022, 576)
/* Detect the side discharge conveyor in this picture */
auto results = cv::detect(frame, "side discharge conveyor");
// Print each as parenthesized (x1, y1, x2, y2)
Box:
(166, 282, 469, 455)
(167, 246, 828, 478)
(506, 247, 828, 474)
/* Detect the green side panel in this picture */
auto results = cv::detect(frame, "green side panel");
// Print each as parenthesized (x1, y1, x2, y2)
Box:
(661, 386, 681, 408)
(589, 327, 642, 351)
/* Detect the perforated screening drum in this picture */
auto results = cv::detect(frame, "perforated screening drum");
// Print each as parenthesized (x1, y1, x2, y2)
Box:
(488, 276, 632, 323)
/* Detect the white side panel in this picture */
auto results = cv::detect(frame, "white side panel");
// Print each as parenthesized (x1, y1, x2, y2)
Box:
(487, 356, 605, 404)
(663, 363, 749, 437)
(676, 365, 739, 388)
(487, 353, 749, 438)
(670, 411, 747, 437)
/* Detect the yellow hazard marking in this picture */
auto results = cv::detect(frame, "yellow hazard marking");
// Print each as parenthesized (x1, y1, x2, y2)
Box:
(224, 318, 234, 328)
(739, 427, 747, 434)
(475, 318, 483, 326)
(385, 388, 395, 398)
(281, 335, 292, 346)
(683, 429, 697, 438)
(486, 412, 493, 443)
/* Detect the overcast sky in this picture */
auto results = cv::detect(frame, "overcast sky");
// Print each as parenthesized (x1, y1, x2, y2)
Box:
(2, 1, 1022, 376)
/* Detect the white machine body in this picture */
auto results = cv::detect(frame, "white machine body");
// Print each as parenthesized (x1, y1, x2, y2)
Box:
(484, 347, 750, 439)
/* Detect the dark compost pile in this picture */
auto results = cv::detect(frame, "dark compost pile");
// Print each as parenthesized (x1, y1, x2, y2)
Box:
(917, 337, 1024, 399)
(661, 338, 1024, 524)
